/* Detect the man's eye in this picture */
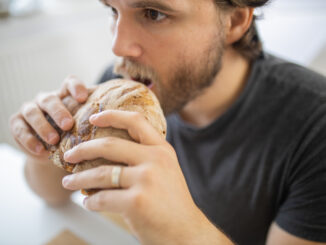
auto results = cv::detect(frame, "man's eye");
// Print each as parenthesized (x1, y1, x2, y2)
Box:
(144, 9, 167, 22)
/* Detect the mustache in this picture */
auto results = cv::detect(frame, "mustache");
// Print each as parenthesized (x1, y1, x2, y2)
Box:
(114, 59, 159, 83)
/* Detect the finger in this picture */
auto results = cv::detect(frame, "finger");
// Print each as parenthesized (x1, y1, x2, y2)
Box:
(10, 113, 46, 155)
(36, 92, 74, 131)
(59, 75, 88, 103)
(83, 189, 129, 213)
(63, 137, 149, 166)
(21, 102, 60, 145)
(89, 110, 165, 145)
(62, 165, 134, 191)
(14, 136, 50, 159)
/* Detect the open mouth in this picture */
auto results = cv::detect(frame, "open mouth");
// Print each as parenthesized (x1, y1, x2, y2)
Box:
(131, 76, 153, 89)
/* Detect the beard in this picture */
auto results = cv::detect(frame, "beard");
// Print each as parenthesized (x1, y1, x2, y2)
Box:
(114, 32, 225, 116)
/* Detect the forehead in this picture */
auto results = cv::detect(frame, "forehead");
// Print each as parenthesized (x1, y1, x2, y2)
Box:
(102, 0, 213, 11)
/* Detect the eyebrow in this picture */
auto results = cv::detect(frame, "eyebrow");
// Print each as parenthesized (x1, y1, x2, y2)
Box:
(100, 0, 179, 14)
(129, 0, 178, 13)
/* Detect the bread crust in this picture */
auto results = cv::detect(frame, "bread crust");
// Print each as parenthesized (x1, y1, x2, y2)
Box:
(45, 79, 166, 177)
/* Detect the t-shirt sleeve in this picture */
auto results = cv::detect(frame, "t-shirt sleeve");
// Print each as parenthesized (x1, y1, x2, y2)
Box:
(97, 65, 122, 84)
(275, 104, 326, 242)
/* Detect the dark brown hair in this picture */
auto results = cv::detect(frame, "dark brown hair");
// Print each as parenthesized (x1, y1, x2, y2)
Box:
(215, 0, 271, 60)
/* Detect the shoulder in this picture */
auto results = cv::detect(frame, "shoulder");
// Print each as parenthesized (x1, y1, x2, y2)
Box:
(256, 55, 326, 200)
(251, 55, 326, 242)
(249, 54, 326, 133)
(256, 54, 326, 99)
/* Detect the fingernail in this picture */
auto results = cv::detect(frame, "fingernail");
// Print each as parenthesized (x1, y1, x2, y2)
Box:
(62, 176, 71, 186)
(61, 118, 73, 129)
(48, 132, 58, 143)
(35, 144, 44, 153)
(90, 114, 98, 121)
(64, 150, 72, 159)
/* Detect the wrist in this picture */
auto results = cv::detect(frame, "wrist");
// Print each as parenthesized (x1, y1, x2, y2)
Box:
(24, 157, 72, 206)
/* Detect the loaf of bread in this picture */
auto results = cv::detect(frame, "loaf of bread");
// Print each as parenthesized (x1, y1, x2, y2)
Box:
(41, 79, 166, 194)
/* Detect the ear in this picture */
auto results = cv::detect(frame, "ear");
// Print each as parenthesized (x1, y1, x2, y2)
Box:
(225, 8, 254, 45)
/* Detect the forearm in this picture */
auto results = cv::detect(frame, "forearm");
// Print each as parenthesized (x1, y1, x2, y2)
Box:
(24, 156, 73, 206)
(139, 207, 233, 245)
(182, 209, 234, 245)
(198, 216, 234, 245)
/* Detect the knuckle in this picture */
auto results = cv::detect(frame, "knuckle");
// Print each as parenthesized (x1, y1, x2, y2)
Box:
(35, 92, 46, 102)
(131, 112, 144, 123)
(65, 75, 82, 87)
(129, 190, 144, 210)
(37, 92, 57, 106)
(157, 145, 175, 162)
(9, 114, 21, 133)
(139, 167, 153, 184)
(63, 75, 75, 85)
(95, 166, 109, 183)
(22, 102, 38, 118)
(14, 123, 24, 139)
(150, 147, 167, 163)
(164, 143, 175, 154)
(51, 107, 68, 120)
(37, 123, 51, 137)
(24, 134, 36, 149)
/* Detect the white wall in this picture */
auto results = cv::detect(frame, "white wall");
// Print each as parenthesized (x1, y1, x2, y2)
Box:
(0, 0, 115, 145)
(256, 0, 326, 71)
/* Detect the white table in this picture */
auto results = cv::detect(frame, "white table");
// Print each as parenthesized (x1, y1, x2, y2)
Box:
(0, 143, 139, 245)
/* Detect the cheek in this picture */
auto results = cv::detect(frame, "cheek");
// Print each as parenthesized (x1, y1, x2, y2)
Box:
(149, 29, 215, 64)
(140, 22, 220, 81)
(143, 35, 189, 76)
(142, 42, 178, 81)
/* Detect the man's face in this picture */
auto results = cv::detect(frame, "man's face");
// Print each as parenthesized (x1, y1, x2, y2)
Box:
(103, 0, 226, 115)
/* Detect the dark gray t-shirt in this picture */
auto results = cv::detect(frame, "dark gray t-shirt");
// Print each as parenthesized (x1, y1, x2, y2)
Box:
(99, 54, 326, 244)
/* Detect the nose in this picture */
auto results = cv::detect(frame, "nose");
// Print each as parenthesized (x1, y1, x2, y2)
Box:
(111, 17, 143, 58)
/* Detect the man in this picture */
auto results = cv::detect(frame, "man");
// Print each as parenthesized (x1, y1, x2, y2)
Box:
(9, 0, 326, 244)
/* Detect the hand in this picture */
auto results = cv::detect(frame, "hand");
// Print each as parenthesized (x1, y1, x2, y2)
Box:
(62, 110, 232, 245)
(9, 75, 89, 162)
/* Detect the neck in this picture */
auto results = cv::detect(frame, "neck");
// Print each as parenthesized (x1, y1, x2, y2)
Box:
(179, 48, 251, 128)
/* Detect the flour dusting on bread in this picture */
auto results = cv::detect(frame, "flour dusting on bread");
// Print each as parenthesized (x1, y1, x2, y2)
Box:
(47, 79, 166, 175)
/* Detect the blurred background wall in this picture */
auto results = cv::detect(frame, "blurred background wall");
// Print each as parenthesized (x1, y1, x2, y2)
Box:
(1, 0, 326, 146)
